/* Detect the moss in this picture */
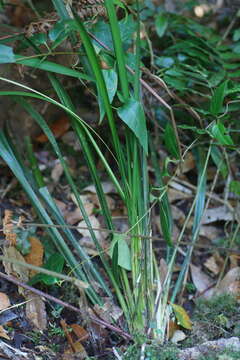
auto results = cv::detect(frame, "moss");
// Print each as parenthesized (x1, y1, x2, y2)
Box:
(199, 348, 240, 360)
(123, 343, 179, 360)
(182, 294, 240, 348)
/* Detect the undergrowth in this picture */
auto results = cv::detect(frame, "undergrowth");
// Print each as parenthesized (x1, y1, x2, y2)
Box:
(0, 0, 239, 353)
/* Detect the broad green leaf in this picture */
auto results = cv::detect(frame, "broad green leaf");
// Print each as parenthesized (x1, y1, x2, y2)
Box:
(209, 81, 228, 116)
(230, 181, 240, 196)
(109, 234, 131, 271)
(233, 29, 240, 41)
(171, 303, 192, 330)
(155, 13, 168, 38)
(99, 69, 118, 123)
(210, 122, 234, 146)
(164, 123, 180, 159)
(0, 45, 15, 63)
(117, 97, 148, 154)
(28, 253, 65, 286)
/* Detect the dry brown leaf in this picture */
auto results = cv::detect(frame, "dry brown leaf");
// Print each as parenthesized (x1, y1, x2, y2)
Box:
(171, 205, 186, 224)
(159, 258, 168, 286)
(204, 253, 224, 275)
(35, 116, 70, 143)
(65, 208, 83, 225)
(24, 237, 44, 276)
(199, 225, 222, 241)
(179, 152, 195, 174)
(168, 188, 192, 202)
(214, 267, 240, 298)
(55, 199, 68, 215)
(3, 246, 29, 283)
(25, 292, 47, 330)
(71, 194, 94, 217)
(51, 161, 64, 182)
(77, 215, 102, 242)
(70, 324, 89, 342)
(171, 329, 186, 343)
(202, 206, 233, 224)
(168, 320, 180, 339)
(94, 299, 123, 323)
(83, 182, 116, 194)
(3, 210, 16, 246)
(0, 292, 11, 311)
(0, 325, 10, 340)
(229, 254, 239, 269)
(190, 264, 214, 299)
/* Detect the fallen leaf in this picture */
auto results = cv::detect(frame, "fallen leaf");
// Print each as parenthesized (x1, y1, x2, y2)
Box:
(229, 254, 239, 269)
(190, 264, 214, 298)
(25, 291, 47, 330)
(35, 116, 70, 143)
(83, 182, 116, 194)
(94, 299, 123, 323)
(70, 324, 89, 342)
(24, 237, 44, 276)
(168, 188, 192, 202)
(55, 199, 68, 215)
(65, 208, 83, 225)
(3, 210, 16, 246)
(0, 325, 10, 340)
(178, 152, 195, 174)
(214, 267, 240, 298)
(204, 253, 224, 275)
(171, 303, 192, 330)
(159, 258, 168, 286)
(0, 293, 11, 311)
(71, 194, 94, 217)
(3, 246, 29, 283)
(202, 206, 233, 224)
(171, 329, 186, 343)
(199, 225, 222, 241)
(171, 205, 186, 224)
(77, 215, 102, 242)
(168, 320, 180, 339)
(51, 161, 64, 182)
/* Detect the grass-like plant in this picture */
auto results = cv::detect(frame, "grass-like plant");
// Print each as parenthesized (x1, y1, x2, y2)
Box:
(0, 0, 238, 346)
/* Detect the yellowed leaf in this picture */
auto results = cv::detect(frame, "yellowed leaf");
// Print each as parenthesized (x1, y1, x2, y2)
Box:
(171, 303, 192, 330)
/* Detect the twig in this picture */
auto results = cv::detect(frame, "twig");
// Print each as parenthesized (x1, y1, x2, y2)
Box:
(0, 271, 132, 341)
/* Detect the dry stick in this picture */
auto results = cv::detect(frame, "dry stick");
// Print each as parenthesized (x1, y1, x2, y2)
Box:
(0, 271, 132, 341)
(0, 255, 88, 288)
